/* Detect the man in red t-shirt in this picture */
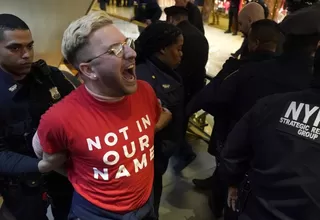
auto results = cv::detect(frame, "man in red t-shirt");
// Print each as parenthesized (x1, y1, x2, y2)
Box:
(32, 11, 171, 220)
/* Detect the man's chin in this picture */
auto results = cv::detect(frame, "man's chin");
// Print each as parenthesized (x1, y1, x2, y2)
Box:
(124, 83, 138, 95)
(11, 70, 30, 80)
(17, 67, 32, 76)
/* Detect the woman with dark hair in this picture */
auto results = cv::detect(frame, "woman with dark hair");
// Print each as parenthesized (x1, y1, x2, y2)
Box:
(135, 22, 185, 219)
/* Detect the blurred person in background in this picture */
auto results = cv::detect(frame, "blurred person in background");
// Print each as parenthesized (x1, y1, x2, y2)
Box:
(175, 0, 205, 34)
(285, 0, 319, 13)
(230, 2, 265, 59)
(224, 0, 240, 35)
(98, 0, 108, 11)
(131, 0, 162, 33)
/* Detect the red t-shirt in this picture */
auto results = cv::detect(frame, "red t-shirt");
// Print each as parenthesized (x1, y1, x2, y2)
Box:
(37, 80, 161, 212)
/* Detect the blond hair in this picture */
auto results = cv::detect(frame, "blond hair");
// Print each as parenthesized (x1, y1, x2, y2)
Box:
(61, 11, 113, 67)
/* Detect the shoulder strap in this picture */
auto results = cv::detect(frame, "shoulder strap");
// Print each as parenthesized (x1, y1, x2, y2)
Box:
(60, 71, 82, 88)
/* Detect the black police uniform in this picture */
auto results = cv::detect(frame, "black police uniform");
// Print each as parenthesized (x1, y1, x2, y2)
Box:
(187, 50, 276, 156)
(136, 56, 185, 218)
(186, 2, 205, 34)
(175, 19, 209, 105)
(0, 60, 75, 220)
(186, 50, 276, 219)
(134, 0, 162, 32)
(221, 83, 320, 220)
(211, 52, 314, 141)
(227, 0, 240, 34)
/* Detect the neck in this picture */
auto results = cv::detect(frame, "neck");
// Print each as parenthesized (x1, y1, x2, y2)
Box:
(176, 18, 187, 25)
(176, 2, 188, 7)
(0, 66, 27, 81)
(282, 49, 315, 58)
(154, 55, 172, 69)
(85, 84, 124, 102)
(256, 46, 276, 53)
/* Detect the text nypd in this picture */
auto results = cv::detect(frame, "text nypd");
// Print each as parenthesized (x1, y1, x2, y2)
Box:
(86, 115, 154, 181)
(279, 101, 320, 140)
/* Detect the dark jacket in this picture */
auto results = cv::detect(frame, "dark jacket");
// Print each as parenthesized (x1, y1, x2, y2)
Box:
(134, 1, 162, 23)
(222, 87, 320, 220)
(0, 62, 74, 175)
(136, 57, 185, 167)
(186, 50, 276, 155)
(176, 20, 209, 103)
(186, 2, 205, 34)
(230, 0, 240, 8)
(209, 52, 314, 142)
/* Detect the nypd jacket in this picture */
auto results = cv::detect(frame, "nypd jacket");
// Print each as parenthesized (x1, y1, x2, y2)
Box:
(0, 64, 74, 175)
(207, 52, 314, 143)
(221, 86, 320, 220)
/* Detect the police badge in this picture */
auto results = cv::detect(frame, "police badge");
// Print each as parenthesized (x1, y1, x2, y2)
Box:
(49, 87, 61, 101)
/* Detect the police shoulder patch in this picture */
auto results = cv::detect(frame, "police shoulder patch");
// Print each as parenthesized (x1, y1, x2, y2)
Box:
(277, 101, 320, 143)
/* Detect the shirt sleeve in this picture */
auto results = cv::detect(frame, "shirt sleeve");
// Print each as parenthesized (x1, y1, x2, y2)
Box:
(154, 97, 161, 123)
(220, 97, 271, 186)
(220, 108, 253, 186)
(0, 151, 40, 175)
(37, 111, 67, 154)
(149, 85, 161, 123)
(140, 81, 161, 123)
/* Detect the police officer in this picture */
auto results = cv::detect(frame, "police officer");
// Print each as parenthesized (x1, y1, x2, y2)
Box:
(225, 0, 240, 35)
(208, 8, 319, 141)
(165, 6, 208, 107)
(285, 0, 319, 13)
(164, 6, 209, 171)
(135, 22, 185, 219)
(0, 14, 75, 220)
(222, 45, 320, 220)
(174, 0, 205, 34)
(216, 4, 320, 219)
(230, 2, 265, 59)
(131, 0, 162, 33)
(188, 19, 282, 219)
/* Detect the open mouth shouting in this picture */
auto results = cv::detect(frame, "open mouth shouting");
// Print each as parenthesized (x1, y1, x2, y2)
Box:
(122, 64, 136, 85)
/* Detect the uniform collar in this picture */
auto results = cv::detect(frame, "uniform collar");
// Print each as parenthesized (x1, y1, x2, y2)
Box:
(186, 2, 194, 9)
(279, 51, 314, 65)
(0, 67, 28, 97)
(244, 50, 276, 61)
(177, 20, 190, 28)
(147, 56, 182, 83)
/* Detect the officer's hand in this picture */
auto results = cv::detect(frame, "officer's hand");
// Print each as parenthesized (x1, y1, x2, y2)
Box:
(155, 109, 172, 133)
(227, 186, 238, 211)
(145, 19, 152, 25)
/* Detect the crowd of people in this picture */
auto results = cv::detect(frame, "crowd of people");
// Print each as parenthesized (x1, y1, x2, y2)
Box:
(0, 0, 320, 220)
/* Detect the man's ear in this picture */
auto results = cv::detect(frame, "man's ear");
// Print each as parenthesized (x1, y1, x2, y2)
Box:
(78, 63, 98, 80)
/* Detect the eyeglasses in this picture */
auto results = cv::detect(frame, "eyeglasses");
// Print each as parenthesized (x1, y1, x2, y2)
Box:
(85, 38, 135, 63)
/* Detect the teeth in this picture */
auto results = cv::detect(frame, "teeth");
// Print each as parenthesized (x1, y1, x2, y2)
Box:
(127, 65, 134, 69)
